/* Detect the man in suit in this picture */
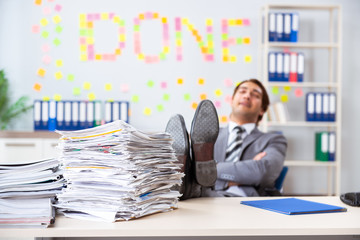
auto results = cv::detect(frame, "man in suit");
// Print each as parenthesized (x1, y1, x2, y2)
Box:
(166, 79, 287, 199)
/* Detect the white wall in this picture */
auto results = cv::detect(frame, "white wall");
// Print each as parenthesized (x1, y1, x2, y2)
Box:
(0, 0, 359, 195)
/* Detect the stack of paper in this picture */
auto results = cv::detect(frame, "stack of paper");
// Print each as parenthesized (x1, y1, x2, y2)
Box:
(0, 158, 63, 228)
(55, 120, 183, 222)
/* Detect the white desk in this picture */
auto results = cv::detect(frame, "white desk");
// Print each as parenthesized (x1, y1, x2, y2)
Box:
(1, 196, 359, 238)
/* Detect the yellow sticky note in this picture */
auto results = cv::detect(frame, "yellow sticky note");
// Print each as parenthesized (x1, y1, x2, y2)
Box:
(222, 48, 229, 55)
(80, 54, 88, 61)
(230, 56, 237, 62)
(95, 54, 102, 60)
(244, 55, 252, 63)
(220, 115, 228, 123)
(53, 94, 62, 101)
(198, 78, 205, 85)
(228, 19, 235, 26)
(215, 89, 223, 97)
(37, 68, 46, 77)
(113, 16, 120, 23)
(177, 78, 184, 85)
(55, 59, 63, 67)
(40, 18, 48, 26)
(143, 107, 152, 116)
(280, 94, 289, 103)
(163, 46, 170, 53)
(191, 102, 198, 110)
(105, 83, 113, 91)
(83, 82, 91, 90)
(42, 96, 50, 101)
(206, 18, 213, 26)
(54, 71, 63, 80)
(182, 18, 189, 25)
(284, 86, 292, 92)
(200, 93, 207, 100)
(34, 0, 42, 5)
(52, 15, 62, 24)
(87, 92, 96, 101)
(243, 37, 251, 44)
(137, 53, 145, 60)
(33, 83, 42, 92)
(101, 13, 109, 20)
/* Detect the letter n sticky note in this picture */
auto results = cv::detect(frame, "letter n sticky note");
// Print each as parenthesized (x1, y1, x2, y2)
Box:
(37, 68, 46, 77)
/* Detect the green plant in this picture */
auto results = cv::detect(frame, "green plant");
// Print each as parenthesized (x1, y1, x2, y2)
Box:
(0, 69, 33, 130)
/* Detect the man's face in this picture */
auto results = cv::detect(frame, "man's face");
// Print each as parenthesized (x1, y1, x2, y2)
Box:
(231, 81, 264, 123)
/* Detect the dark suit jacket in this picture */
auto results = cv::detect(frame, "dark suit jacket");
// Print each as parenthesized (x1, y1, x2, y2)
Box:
(205, 126, 287, 197)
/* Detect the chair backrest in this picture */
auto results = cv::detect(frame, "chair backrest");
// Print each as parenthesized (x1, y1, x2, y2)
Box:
(274, 166, 288, 191)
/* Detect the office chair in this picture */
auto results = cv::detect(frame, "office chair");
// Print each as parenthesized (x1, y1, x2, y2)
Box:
(263, 166, 289, 196)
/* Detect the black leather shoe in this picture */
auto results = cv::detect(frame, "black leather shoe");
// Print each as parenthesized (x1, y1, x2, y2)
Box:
(190, 100, 219, 187)
(165, 114, 193, 200)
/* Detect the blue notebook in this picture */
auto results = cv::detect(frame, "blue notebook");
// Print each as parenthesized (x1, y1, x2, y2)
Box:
(241, 198, 347, 215)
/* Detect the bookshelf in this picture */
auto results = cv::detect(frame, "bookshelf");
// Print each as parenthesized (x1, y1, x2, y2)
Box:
(259, 4, 342, 195)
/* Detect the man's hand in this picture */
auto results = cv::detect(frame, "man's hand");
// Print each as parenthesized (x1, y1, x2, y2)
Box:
(253, 151, 266, 161)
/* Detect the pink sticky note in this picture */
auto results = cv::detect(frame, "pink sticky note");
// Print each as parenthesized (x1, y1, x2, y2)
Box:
(119, 42, 125, 48)
(163, 23, 169, 31)
(163, 39, 169, 46)
(79, 37, 86, 45)
(152, 55, 160, 63)
(175, 25, 181, 31)
(88, 52, 94, 60)
(87, 44, 94, 51)
(145, 12, 153, 19)
(206, 26, 213, 32)
(176, 47, 182, 54)
(109, 13, 115, 20)
(225, 95, 232, 104)
(87, 14, 94, 21)
(221, 25, 228, 33)
(134, 18, 140, 25)
(42, 55, 51, 64)
(102, 54, 109, 61)
(176, 55, 182, 61)
(41, 43, 50, 52)
(224, 78, 233, 87)
(145, 56, 152, 63)
(94, 13, 100, 20)
(215, 101, 221, 108)
(228, 37, 236, 46)
(243, 18, 250, 26)
(160, 82, 167, 89)
(205, 55, 214, 61)
(32, 25, 40, 33)
(221, 19, 228, 26)
(222, 41, 228, 47)
(121, 84, 129, 93)
(43, 6, 51, 15)
(118, 27, 125, 34)
(295, 88, 303, 97)
(109, 54, 116, 61)
(54, 4, 62, 12)
(175, 17, 181, 25)
(134, 32, 141, 40)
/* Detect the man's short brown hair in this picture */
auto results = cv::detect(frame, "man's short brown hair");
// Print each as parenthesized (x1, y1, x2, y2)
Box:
(232, 79, 270, 124)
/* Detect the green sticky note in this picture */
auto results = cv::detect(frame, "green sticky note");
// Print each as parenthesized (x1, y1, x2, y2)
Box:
(53, 38, 61, 46)
(73, 87, 81, 96)
(132, 95, 139, 103)
(67, 74, 75, 82)
(159, 52, 166, 60)
(207, 34, 213, 41)
(184, 93, 191, 101)
(55, 25, 63, 33)
(163, 93, 170, 101)
(119, 20, 125, 26)
(79, 29, 87, 36)
(87, 29, 94, 37)
(156, 104, 164, 112)
(271, 87, 279, 95)
(147, 80, 155, 88)
(237, 37, 243, 45)
(222, 33, 228, 40)
(208, 48, 214, 54)
(198, 42, 204, 47)
(134, 25, 140, 31)
(176, 32, 182, 38)
(41, 31, 49, 39)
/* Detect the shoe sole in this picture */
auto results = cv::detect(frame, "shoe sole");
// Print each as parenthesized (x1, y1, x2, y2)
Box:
(190, 100, 219, 187)
(165, 114, 192, 199)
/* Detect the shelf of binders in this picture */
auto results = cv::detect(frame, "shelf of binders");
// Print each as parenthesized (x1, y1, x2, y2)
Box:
(284, 160, 336, 167)
(267, 82, 338, 88)
(265, 42, 339, 48)
(266, 121, 337, 127)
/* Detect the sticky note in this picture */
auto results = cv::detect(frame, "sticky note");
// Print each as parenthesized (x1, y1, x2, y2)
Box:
(40, 18, 48, 26)
(198, 78, 205, 85)
(54, 71, 63, 80)
(271, 87, 279, 95)
(177, 78, 184, 85)
(244, 55, 252, 63)
(55, 25, 63, 33)
(55, 59, 63, 67)
(160, 81, 167, 89)
(42, 44, 50, 52)
(214, 101, 221, 108)
(280, 94, 289, 103)
(54, 4, 62, 12)
(191, 102, 198, 110)
(67, 74, 74, 82)
(52, 15, 62, 24)
(41, 31, 49, 39)
(143, 107, 152, 116)
(121, 84, 129, 92)
(235, 81, 241, 86)
(215, 89, 223, 97)
(34, 0, 42, 5)
(32, 25, 40, 33)
(163, 94, 170, 101)
(284, 86, 291, 92)
(243, 37, 251, 44)
(53, 94, 62, 101)
(53, 38, 61, 46)
(156, 104, 164, 112)
(83, 82, 91, 90)
(105, 83, 112, 91)
(131, 95, 139, 103)
(184, 93, 191, 101)
(220, 115, 228, 123)
(295, 88, 303, 97)
(42, 55, 51, 64)
(37, 68, 46, 77)
(73, 87, 81, 96)
(225, 95, 232, 104)
(224, 78, 233, 87)
(147, 80, 155, 88)
(43, 6, 51, 15)
(200, 93, 207, 100)
(42, 96, 50, 101)
(230, 56, 237, 62)
(87, 92, 96, 101)
(33, 83, 42, 92)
